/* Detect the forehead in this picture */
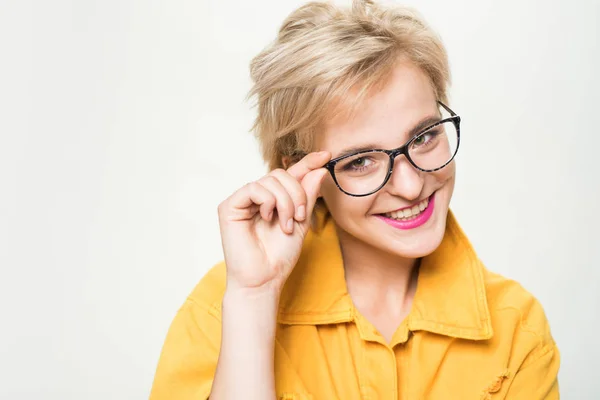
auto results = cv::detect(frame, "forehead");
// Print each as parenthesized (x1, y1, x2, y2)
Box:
(316, 61, 439, 153)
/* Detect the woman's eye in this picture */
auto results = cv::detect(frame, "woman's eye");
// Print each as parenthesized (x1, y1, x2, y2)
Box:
(341, 156, 373, 172)
(414, 134, 429, 145)
(414, 131, 437, 147)
(352, 158, 367, 167)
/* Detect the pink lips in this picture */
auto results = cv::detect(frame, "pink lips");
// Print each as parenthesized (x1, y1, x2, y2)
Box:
(375, 192, 435, 230)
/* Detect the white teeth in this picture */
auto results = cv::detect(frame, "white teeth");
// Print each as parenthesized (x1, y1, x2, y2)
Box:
(383, 198, 429, 220)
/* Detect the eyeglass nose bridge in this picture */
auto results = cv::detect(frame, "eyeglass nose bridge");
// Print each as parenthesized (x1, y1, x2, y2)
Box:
(386, 144, 413, 174)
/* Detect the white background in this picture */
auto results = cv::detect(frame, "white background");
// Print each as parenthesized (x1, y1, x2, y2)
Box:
(1, 0, 599, 398)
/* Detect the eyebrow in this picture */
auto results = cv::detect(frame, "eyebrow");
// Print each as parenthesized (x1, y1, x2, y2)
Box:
(333, 114, 442, 159)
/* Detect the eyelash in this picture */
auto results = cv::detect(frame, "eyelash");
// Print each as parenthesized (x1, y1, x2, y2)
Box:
(413, 131, 437, 147)
(342, 157, 374, 172)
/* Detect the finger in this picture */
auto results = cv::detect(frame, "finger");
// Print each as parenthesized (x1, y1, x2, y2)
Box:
(224, 182, 276, 222)
(286, 151, 331, 182)
(269, 169, 308, 222)
(258, 176, 296, 234)
(300, 168, 329, 217)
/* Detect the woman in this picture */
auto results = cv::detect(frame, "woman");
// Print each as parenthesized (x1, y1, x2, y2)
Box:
(150, 0, 559, 398)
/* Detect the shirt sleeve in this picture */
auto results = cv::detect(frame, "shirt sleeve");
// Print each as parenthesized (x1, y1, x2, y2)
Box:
(503, 342, 560, 399)
(149, 298, 222, 400)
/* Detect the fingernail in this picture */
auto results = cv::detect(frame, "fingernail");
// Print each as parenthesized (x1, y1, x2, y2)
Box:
(286, 218, 294, 233)
(267, 211, 273, 220)
(297, 205, 306, 220)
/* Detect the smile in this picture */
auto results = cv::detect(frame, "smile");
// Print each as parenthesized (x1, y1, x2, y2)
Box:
(383, 197, 430, 221)
(375, 192, 436, 230)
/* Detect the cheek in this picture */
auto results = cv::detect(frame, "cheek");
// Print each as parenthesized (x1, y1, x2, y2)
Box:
(320, 178, 372, 215)
(320, 178, 346, 210)
(431, 161, 456, 184)
(319, 177, 340, 206)
(428, 162, 456, 204)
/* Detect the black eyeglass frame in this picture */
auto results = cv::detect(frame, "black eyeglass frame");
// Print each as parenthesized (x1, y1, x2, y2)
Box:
(323, 101, 461, 197)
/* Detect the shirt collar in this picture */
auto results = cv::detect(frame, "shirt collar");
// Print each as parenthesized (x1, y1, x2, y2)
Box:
(277, 208, 493, 341)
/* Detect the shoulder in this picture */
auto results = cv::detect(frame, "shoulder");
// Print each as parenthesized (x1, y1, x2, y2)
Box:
(150, 264, 226, 399)
(482, 266, 558, 365)
(186, 261, 227, 316)
(483, 267, 553, 337)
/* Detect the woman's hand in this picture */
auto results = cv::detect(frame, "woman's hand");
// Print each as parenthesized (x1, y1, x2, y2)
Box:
(217, 151, 331, 294)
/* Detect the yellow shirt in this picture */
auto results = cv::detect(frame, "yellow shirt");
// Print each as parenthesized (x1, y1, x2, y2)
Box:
(150, 210, 560, 399)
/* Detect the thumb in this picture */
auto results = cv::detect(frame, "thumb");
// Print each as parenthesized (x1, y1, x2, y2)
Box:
(301, 167, 329, 217)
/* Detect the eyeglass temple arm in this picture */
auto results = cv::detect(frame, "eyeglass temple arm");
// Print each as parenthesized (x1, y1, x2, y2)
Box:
(437, 100, 457, 117)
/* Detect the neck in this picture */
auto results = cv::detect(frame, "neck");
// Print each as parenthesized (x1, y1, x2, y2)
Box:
(336, 226, 419, 311)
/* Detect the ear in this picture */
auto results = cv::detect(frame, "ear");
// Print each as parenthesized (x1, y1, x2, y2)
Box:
(282, 156, 292, 170)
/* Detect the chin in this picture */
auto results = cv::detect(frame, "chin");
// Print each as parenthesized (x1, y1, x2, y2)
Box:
(386, 218, 447, 258)
(372, 212, 447, 259)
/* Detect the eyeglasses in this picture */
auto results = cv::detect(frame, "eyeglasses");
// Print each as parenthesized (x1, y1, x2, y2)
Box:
(323, 101, 461, 197)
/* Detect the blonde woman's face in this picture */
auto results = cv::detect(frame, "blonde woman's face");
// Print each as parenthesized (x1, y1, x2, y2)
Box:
(316, 61, 456, 259)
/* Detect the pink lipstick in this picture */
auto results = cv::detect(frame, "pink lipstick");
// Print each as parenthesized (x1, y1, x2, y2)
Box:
(375, 192, 435, 230)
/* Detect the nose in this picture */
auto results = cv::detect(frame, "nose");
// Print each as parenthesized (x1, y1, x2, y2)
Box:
(384, 155, 423, 201)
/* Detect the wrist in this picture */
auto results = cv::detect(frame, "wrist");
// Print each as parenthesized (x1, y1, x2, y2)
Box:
(224, 280, 283, 303)
(222, 286, 280, 332)
(219, 292, 279, 358)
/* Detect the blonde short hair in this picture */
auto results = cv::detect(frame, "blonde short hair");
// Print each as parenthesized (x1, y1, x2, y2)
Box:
(248, 0, 451, 171)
